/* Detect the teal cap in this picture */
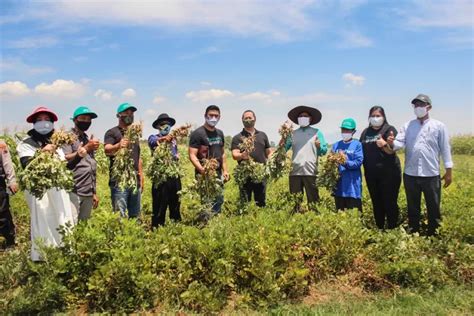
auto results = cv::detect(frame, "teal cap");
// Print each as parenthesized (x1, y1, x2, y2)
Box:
(72, 106, 97, 120)
(117, 102, 137, 114)
(341, 118, 356, 130)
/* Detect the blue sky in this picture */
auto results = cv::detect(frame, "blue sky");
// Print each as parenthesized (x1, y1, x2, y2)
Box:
(1, 0, 472, 143)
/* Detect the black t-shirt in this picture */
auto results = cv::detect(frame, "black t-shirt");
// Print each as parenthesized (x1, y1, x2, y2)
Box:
(360, 124, 401, 173)
(189, 125, 225, 172)
(231, 129, 270, 164)
(104, 126, 141, 186)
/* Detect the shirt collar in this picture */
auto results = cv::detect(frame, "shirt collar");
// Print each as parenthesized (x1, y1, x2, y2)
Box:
(241, 128, 259, 136)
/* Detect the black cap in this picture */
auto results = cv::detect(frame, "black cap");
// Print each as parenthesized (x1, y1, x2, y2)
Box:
(152, 113, 176, 129)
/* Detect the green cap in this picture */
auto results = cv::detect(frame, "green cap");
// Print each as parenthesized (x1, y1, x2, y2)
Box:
(72, 106, 98, 120)
(341, 118, 356, 130)
(117, 102, 137, 114)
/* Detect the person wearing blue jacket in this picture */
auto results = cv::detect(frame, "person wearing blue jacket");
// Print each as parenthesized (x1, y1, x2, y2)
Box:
(332, 118, 364, 211)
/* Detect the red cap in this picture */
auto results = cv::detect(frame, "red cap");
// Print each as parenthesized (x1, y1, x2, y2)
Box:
(26, 106, 58, 123)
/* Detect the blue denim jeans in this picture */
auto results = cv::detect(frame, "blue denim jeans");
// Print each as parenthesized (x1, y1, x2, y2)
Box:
(211, 193, 224, 214)
(110, 187, 141, 218)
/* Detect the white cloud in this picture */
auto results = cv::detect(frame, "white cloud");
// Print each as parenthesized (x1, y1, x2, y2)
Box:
(0, 58, 54, 76)
(6, 36, 58, 49)
(200, 81, 212, 86)
(185, 88, 234, 102)
(94, 89, 113, 101)
(0, 81, 31, 97)
(34, 79, 87, 98)
(152, 95, 166, 104)
(342, 73, 366, 86)
(122, 88, 136, 98)
(338, 30, 373, 48)
(241, 92, 272, 102)
(146, 109, 158, 117)
(287, 91, 364, 104)
(403, 0, 473, 28)
(25, 0, 318, 41)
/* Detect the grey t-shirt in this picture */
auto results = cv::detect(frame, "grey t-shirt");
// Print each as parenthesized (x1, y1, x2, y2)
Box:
(63, 129, 97, 196)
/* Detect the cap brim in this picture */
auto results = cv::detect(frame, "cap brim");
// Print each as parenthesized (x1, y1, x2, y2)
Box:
(26, 111, 58, 123)
(288, 105, 322, 125)
(75, 112, 98, 119)
(152, 117, 176, 129)
(119, 106, 137, 113)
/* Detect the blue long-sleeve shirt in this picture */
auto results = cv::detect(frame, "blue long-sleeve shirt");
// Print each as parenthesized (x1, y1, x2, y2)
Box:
(148, 134, 179, 159)
(332, 139, 363, 199)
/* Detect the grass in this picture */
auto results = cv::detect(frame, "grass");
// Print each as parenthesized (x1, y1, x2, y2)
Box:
(1, 137, 473, 313)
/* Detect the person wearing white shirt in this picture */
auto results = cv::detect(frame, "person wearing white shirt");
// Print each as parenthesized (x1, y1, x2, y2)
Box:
(387, 94, 453, 235)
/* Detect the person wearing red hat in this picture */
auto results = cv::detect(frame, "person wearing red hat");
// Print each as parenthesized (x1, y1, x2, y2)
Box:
(16, 106, 76, 261)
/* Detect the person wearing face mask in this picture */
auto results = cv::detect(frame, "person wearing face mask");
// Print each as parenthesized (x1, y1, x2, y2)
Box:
(104, 103, 143, 219)
(189, 105, 229, 214)
(331, 118, 364, 212)
(148, 113, 182, 227)
(359, 106, 401, 229)
(387, 94, 453, 236)
(63, 106, 100, 222)
(231, 110, 272, 207)
(283, 105, 327, 210)
(16, 106, 76, 261)
(0, 140, 18, 249)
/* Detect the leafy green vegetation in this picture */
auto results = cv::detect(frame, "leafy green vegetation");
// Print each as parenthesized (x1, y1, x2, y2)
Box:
(0, 135, 472, 313)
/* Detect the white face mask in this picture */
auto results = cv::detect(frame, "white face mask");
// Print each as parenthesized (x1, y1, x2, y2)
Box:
(206, 116, 219, 127)
(414, 106, 428, 118)
(34, 120, 54, 135)
(298, 116, 310, 127)
(369, 116, 384, 127)
(341, 133, 353, 142)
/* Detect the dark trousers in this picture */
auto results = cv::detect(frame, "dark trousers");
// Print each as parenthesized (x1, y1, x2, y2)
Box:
(151, 177, 182, 227)
(0, 187, 15, 244)
(240, 180, 266, 207)
(289, 175, 319, 203)
(403, 174, 441, 236)
(335, 196, 362, 212)
(365, 169, 401, 229)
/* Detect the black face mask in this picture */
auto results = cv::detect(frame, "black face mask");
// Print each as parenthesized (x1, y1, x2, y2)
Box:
(120, 115, 134, 126)
(76, 121, 91, 132)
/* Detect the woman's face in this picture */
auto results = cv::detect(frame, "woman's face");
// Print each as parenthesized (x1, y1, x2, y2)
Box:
(35, 113, 52, 122)
(370, 109, 383, 118)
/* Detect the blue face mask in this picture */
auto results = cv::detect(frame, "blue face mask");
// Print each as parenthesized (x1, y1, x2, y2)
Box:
(159, 124, 171, 136)
(34, 120, 54, 135)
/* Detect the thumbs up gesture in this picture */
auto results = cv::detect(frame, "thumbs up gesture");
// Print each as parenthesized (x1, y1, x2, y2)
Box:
(376, 135, 387, 148)
(85, 134, 100, 153)
(386, 130, 395, 147)
(314, 134, 321, 149)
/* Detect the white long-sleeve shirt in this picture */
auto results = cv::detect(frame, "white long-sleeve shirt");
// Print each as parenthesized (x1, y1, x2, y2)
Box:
(393, 118, 453, 177)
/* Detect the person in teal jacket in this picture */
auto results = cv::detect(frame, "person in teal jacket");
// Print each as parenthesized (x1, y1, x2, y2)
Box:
(283, 105, 327, 209)
(331, 118, 364, 211)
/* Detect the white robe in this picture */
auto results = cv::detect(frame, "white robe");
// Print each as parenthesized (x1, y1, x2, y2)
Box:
(17, 139, 76, 261)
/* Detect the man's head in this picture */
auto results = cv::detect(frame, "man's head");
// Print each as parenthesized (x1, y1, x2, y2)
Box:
(116, 103, 137, 126)
(204, 105, 221, 127)
(242, 110, 256, 128)
(287, 105, 322, 127)
(340, 118, 356, 142)
(411, 94, 432, 119)
(152, 113, 176, 136)
(72, 106, 97, 132)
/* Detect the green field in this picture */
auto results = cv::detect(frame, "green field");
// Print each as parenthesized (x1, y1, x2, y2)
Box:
(0, 138, 473, 314)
